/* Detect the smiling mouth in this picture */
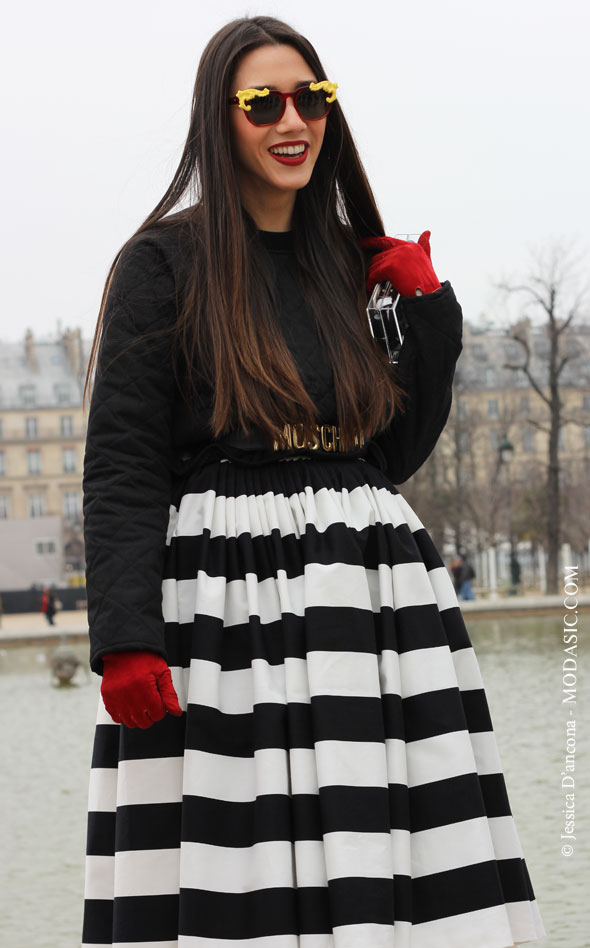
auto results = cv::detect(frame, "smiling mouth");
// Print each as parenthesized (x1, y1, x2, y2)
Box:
(268, 145, 309, 165)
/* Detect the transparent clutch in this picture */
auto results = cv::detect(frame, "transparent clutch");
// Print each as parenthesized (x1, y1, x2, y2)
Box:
(366, 281, 408, 364)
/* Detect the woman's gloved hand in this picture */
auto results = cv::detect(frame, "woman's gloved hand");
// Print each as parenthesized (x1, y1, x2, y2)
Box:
(359, 230, 442, 297)
(101, 650, 183, 729)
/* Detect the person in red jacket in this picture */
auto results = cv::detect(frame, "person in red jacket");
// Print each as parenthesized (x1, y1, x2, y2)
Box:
(80, 14, 546, 948)
(40, 585, 56, 626)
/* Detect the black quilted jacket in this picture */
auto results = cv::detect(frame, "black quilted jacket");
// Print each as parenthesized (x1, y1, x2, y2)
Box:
(83, 223, 463, 674)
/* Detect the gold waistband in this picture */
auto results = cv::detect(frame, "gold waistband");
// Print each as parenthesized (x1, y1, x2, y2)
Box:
(272, 423, 366, 453)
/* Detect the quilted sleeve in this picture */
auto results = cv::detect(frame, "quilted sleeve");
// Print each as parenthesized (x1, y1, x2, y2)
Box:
(83, 236, 178, 675)
(370, 280, 463, 484)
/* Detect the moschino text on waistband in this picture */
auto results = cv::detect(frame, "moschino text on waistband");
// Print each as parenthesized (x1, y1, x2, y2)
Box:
(272, 423, 366, 453)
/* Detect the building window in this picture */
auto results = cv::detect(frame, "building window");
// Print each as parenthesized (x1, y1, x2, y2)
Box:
(0, 451, 4, 476)
(0, 418, 3, 439)
(472, 343, 487, 361)
(54, 383, 72, 405)
(522, 427, 534, 452)
(28, 449, 41, 475)
(63, 490, 79, 519)
(28, 493, 45, 517)
(534, 340, 549, 358)
(519, 396, 530, 414)
(35, 539, 56, 555)
(62, 447, 76, 473)
(504, 342, 521, 360)
(487, 399, 499, 419)
(60, 415, 73, 437)
(458, 431, 470, 453)
(457, 399, 468, 419)
(20, 385, 36, 406)
(558, 427, 565, 450)
(0, 495, 9, 518)
(484, 367, 497, 388)
(25, 416, 38, 438)
(584, 426, 590, 450)
(582, 394, 590, 412)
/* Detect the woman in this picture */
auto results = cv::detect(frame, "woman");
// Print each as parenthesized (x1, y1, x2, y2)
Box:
(81, 15, 546, 948)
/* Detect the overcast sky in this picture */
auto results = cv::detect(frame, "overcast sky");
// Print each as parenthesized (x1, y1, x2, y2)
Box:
(1, 0, 589, 344)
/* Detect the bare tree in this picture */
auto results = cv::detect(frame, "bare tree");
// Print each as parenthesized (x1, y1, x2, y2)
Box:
(497, 242, 590, 593)
(402, 367, 480, 557)
(406, 372, 509, 561)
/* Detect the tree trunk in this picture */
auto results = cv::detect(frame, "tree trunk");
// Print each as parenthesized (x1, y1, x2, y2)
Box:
(546, 295, 561, 594)
(546, 417, 560, 593)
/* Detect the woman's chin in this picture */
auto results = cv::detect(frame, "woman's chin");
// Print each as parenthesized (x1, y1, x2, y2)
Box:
(267, 168, 314, 192)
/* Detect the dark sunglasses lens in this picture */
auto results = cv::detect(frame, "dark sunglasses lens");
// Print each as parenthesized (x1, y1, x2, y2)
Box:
(248, 92, 283, 125)
(296, 88, 331, 120)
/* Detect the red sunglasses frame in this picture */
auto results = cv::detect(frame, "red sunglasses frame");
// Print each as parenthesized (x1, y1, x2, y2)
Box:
(227, 87, 334, 127)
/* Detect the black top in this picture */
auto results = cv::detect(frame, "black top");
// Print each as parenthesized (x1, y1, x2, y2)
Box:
(83, 221, 463, 673)
(258, 228, 296, 251)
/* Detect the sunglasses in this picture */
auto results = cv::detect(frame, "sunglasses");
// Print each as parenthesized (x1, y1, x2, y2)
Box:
(228, 80, 338, 127)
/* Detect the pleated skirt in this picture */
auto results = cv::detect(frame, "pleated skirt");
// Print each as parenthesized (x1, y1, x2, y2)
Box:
(82, 456, 546, 948)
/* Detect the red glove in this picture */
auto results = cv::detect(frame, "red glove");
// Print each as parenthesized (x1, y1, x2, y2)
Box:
(359, 230, 441, 297)
(101, 650, 183, 729)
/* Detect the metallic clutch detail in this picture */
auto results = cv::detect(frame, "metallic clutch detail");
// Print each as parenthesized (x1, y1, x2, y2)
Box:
(366, 281, 408, 364)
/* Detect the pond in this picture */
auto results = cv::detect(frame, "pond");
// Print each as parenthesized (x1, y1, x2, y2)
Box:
(0, 615, 585, 947)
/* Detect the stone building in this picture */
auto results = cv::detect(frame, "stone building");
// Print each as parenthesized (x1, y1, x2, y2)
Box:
(445, 316, 590, 487)
(0, 327, 90, 589)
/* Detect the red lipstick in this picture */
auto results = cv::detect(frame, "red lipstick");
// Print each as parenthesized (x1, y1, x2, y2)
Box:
(268, 140, 309, 166)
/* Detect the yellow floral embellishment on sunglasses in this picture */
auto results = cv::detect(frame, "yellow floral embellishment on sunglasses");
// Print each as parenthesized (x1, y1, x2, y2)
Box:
(309, 80, 338, 102)
(235, 81, 338, 111)
(236, 88, 270, 111)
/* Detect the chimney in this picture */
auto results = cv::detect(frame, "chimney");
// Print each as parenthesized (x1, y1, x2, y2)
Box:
(24, 329, 37, 370)
(62, 328, 83, 379)
(510, 316, 532, 347)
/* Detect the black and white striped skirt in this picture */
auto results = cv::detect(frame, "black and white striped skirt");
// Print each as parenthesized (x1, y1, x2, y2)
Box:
(82, 456, 546, 948)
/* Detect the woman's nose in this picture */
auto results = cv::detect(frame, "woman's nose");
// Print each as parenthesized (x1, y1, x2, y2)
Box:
(278, 95, 306, 129)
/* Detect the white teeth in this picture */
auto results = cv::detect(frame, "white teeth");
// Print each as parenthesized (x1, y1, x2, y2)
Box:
(270, 145, 306, 156)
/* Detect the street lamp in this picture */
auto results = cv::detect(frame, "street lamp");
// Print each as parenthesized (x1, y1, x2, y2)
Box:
(498, 435, 514, 466)
(497, 435, 520, 594)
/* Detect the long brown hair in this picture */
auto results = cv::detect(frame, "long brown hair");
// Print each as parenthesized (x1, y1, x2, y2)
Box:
(83, 15, 406, 452)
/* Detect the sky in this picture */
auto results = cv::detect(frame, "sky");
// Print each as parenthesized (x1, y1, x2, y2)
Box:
(1, 0, 589, 344)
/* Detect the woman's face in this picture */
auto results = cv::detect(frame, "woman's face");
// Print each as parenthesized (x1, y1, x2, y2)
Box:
(228, 44, 327, 203)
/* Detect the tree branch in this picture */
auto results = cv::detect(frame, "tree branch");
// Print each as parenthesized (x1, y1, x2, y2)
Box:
(526, 418, 551, 435)
(555, 354, 571, 377)
(502, 358, 551, 407)
(562, 415, 590, 428)
(496, 281, 554, 317)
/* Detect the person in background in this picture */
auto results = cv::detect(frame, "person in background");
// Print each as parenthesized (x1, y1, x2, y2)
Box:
(40, 585, 51, 625)
(457, 551, 476, 600)
(510, 549, 522, 594)
(41, 586, 58, 625)
(47, 588, 57, 625)
(449, 553, 463, 592)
